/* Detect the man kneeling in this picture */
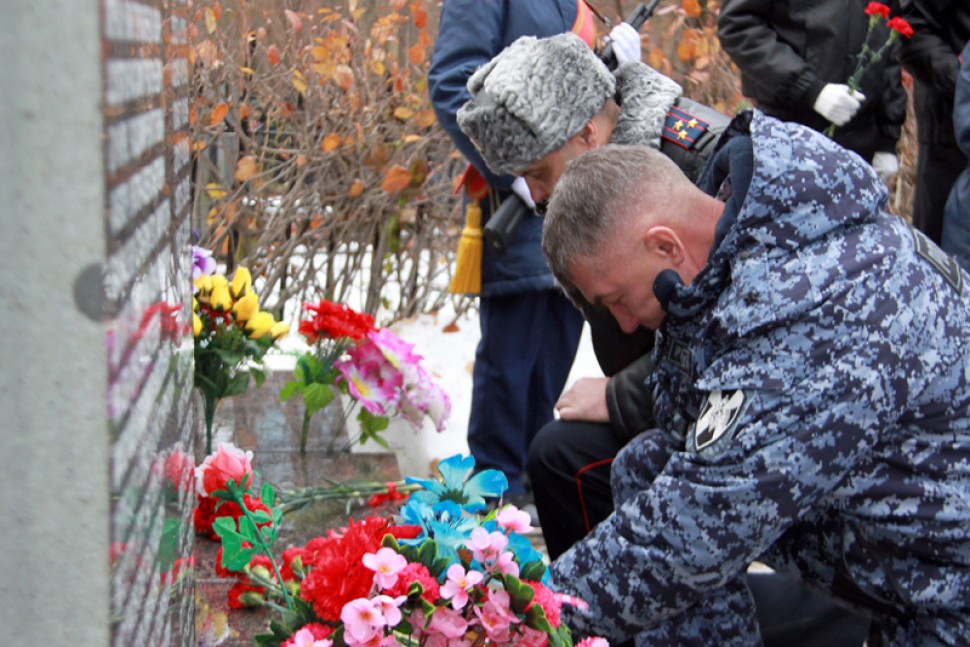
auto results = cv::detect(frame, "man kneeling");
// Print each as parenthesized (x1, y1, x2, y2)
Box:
(544, 112, 970, 646)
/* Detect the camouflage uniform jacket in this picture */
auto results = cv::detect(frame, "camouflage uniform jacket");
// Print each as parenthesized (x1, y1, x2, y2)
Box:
(550, 111, 970, 645)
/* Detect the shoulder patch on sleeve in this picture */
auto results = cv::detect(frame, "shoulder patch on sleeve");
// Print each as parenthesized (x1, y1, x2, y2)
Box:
(662, 105, 710, 150)
(910, 226, 965, 295)
(692, 389, 747, 452)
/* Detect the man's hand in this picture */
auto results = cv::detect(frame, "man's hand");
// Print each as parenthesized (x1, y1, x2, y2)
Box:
(607, 22, 642, 66)
(555, 377, 610, 422)
(813, 83, 865, 126)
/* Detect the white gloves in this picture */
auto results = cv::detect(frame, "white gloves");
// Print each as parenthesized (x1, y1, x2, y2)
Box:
(871, 152, 899, 181)
(511, 176, 536, 209)
(813, 83, 866, 126)
(607, 22, 642, 66)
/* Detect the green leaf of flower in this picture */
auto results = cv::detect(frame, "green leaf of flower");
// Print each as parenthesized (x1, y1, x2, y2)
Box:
(260, 482, 275, 508)
(358, 409, 390, 447)
(520, 560, 547, 582)
(225, 546, 255, 572)
(501, 574, 535, 613)
(279, 380, 302, 401)
(302, 382, 336, 414)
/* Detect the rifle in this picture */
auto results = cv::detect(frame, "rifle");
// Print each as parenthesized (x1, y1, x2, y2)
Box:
(483, 0, 660, 256)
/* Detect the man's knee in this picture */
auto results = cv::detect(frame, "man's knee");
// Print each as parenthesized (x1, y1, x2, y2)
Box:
(527, 419, 574, 475)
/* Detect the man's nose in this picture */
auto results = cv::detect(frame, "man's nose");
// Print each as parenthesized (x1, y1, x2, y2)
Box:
(525, 178, 547, 203)
(611, 307, 640, 334)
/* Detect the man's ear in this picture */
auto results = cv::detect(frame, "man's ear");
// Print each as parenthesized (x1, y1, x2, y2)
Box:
(643, 226, 686, 264)
(577, 120, 598, 148)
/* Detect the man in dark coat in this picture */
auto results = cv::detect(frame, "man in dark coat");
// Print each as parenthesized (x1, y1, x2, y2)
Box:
(899, 0, 970, 245)
(427, 1, 640, 499)
(942, 40, 970, 272)
(718, 0, 906, 180)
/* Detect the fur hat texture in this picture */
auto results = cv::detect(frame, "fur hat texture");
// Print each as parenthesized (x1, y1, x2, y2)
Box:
(457, 33, 616, 176)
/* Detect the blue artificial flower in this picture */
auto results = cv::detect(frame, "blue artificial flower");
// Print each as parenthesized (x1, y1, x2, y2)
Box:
(405, 454, 508, 513)
(398, 498, 479, 569)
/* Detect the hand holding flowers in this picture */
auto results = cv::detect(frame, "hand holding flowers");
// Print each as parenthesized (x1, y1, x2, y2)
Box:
(824, 3, 914, 136)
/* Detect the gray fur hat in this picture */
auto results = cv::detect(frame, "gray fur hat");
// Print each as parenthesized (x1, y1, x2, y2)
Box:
(457, 33, 616, 176)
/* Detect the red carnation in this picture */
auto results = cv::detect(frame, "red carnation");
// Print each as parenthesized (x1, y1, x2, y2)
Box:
(300, 299, 375, 344)
(280, 546, 306, 582)
(227, 580, 265, 609)
(886, 16, 914, 38)
(525, 580, 562, 628)
(298, 517, 393, 621)
(385, 562, 440, 604)
(863, 2, 890, 19)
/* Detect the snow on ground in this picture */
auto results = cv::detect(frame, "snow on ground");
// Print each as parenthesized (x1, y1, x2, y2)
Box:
(264, 303, 604, 479)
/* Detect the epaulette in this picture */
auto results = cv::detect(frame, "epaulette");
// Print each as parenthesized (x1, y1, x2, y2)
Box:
(662, 104, 710, 150)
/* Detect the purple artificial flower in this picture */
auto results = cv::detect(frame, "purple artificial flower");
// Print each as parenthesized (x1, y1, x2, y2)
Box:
(192, 246, 217, 279)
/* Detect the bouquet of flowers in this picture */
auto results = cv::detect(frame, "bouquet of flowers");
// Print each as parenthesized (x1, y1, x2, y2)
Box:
(281, 298, 451, 454)
(192, 442, 277, 543)
(206, 452, 610, 646)
(193, 246, 289, 453)
(825, 2, 914, 136)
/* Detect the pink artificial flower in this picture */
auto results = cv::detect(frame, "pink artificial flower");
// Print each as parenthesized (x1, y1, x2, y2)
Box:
(195, 442, 253, 495)
(472, 588, 520, 643)
(493, 550, 520, 577)
(288, 626, 333, 647)
(368, 328, 422, 369)
(440, 563, 483, 610)
(427, 606, 471, 639)
(576, 638, 610, 647)
(371, 594, 407, 627)
(518, 626, 551, 647)
(340, 598, 384, 644)
(362, 547, 408, 590)
(467, 527, 508, 565)
(396, 364, 451, 432)
(496, 505, 533, 535)
(335, 359, 393, 416)
(554, 592, 590, 611)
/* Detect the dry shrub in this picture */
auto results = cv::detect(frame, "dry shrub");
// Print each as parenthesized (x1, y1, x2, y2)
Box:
(190, 0, 918, 329)
(189, 0, 464, 322)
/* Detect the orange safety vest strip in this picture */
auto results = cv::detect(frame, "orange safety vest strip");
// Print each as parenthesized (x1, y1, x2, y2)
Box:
(572, 0, 597, 47)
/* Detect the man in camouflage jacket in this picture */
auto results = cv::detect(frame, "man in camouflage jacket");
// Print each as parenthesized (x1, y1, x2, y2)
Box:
(542, 111, 970, 646)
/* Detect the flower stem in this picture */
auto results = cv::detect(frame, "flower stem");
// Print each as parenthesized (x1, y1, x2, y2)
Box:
(300, 408, 312, 455)
(203, 393, 218, 455)
(233, 490, 294, 611)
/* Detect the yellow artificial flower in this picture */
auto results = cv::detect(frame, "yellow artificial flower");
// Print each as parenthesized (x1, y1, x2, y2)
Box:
(210, 284, 233, 311)
(194, 275, 213, 294)
(245, 311, 275, 339)
(193, 312, 203, 337)
(269, 322, 290, 340)
(232, 292, 259, 323)
(230, 266, 252, 299)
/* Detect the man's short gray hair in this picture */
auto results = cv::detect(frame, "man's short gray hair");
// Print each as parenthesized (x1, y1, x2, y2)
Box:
(542, 144, 691, 289)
